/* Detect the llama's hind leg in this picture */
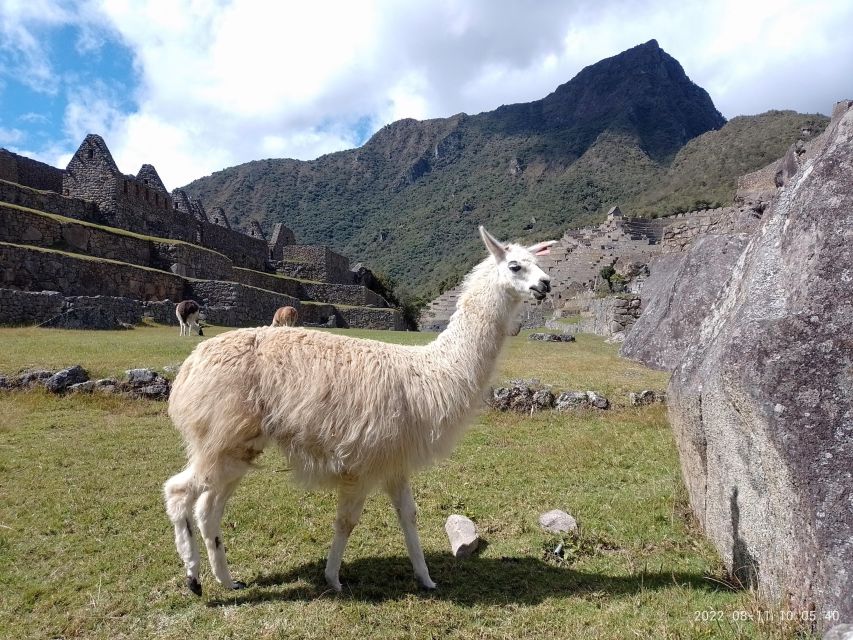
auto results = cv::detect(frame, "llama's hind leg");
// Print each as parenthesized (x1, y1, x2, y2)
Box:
(164, 467, 203, 594)
(195, 464, 249, 590)
(324, 482, 368, 592)
(385, 477, 436, 589)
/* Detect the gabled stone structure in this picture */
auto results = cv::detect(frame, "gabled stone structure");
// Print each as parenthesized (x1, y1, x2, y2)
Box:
(136, 164, 168, 195)
(210, 207, 231, 229)
(248, 220, 265, 240)
(64, 134, 175, 223)
(268, 222, 295, 261)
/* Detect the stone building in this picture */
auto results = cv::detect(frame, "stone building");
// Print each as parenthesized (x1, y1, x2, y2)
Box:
(0, 134, 404, 330)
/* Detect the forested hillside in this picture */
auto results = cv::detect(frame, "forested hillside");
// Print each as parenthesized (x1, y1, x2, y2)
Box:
(182, 40, 826, 303)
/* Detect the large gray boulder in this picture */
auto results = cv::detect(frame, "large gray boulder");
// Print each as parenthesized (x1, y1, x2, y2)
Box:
(667, 101, 853, 627)
(620, 207, 759, 371)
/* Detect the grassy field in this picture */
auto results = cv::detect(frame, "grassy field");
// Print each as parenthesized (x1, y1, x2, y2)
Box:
(0, 326, 807, 639)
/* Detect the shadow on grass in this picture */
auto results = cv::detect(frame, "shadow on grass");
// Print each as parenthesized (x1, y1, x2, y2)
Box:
(207, 553, 726, 607)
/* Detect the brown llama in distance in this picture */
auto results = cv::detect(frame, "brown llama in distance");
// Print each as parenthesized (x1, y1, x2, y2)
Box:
(271, 306, 298, 327)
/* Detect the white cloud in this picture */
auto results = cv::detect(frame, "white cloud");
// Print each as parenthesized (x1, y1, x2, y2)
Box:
(1, 0, 852, 187)
(0, 126, 25, 145)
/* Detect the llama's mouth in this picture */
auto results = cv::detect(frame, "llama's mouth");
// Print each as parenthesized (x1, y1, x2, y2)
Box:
(530, 289, 547, 301)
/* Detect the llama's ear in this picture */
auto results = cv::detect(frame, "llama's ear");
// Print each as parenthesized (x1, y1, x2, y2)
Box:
(479, 226, 506, 261)
(527, 240, 558, 256)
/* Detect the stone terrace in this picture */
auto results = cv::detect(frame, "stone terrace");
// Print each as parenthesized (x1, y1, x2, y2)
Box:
(420, 207, 709, 331)
(0, 135, 404, 330)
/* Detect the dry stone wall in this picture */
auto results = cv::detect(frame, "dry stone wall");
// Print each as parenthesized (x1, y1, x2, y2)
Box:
(0, 288, 63, 325)
(579, 295, 641, 337)
(0, 203, 234, 282)
(300, 282, 388, 307)
(1, 243, 186, 301)
(0, 136, 402, 331)
(281, 245, 352, 284)
(0, 150, 64, 192)
(0, 179, 99, 223)
(300, 302, 404, 330)
(200, 221, 268, 271)
(188, 280, 300, 327)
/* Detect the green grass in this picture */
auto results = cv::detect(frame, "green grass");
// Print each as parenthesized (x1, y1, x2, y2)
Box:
(0, 327, 808, 638)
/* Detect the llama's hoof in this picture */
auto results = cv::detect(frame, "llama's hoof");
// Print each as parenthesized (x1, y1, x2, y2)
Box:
(419, 577, 437, 590)
(231, 580, 247, 590)
(325, 574, 343, 592)
(186, 576, 202, 596)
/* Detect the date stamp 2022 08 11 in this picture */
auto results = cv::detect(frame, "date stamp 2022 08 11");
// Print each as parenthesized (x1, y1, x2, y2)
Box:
(693, 610, 841, 624)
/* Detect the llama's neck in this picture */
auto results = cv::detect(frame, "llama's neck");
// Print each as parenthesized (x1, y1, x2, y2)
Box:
(425, 264, 519, 393)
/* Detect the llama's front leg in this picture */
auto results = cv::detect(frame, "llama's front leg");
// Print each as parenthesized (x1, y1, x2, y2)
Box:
(325, 483, 367, 592)
(164, 468, 202, 594)
(385, 477, 436, 589)
(195, 479, 245, 590)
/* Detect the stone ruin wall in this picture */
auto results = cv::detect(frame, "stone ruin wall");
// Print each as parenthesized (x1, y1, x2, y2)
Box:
(578, 294, 642, 338)
(0, 203, 234, 281)
(60, 135, 272, 272)
(0, 179, 99, 222)
(421, 207, 729, 333)
(189, 280, 301, 327)
(1, 243, 186, 302)
(0, 149, 64, 193)
(280, 245, 353, 284)
(0, 137, 418, 331)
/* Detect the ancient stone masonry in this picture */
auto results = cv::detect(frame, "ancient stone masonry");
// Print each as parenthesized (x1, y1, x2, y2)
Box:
(578, 295, 641, 339)
(280, 245, 353, 284)
(0, 149, 64, 192)
(0, 133, 403, 330)
(1, 243, 187, 301)
(419, 206, 713, 332)
(267, 222, 295, 261)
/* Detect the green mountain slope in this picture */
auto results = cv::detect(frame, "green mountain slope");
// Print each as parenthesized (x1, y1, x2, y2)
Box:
(627, 110, 828, 215)
(181, 41, 824, 302)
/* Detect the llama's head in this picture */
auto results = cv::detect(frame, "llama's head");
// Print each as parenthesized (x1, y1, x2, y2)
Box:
(479, 226, 556, 301)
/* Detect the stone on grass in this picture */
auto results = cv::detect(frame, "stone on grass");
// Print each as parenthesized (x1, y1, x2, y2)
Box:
(528, 333, 575, 342)
(68, 380, 96, 393)
(16, 369, 53, 387)
(586, 391, 609, 409)
(135, 382, 170, 400)
(93, 379, 119, 394)
(124, 368, 158, 385)
(489, 385, 554, 412)
(445, 515, 479, 557)
(554, 391, 589, 411)
(539, 509, 578, 535)
(629, 390, 666, 406)
(44, 365, 89, 393)
(554, 391, 610, 411)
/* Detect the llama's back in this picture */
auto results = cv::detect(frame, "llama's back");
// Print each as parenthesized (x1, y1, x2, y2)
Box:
(169, 326, 449, 488)
(253, 327, 431, 486)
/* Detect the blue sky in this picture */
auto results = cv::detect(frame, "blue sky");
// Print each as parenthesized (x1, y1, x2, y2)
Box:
(1, 0, 851, 188)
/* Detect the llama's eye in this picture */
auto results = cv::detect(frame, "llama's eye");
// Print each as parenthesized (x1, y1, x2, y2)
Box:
(508, 262, 522, 272)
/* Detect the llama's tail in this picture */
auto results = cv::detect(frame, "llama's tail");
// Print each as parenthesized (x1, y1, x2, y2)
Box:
(164, 466, 203, 527)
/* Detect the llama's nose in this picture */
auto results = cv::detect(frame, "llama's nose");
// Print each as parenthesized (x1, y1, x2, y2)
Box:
(540, 278, 551, 293)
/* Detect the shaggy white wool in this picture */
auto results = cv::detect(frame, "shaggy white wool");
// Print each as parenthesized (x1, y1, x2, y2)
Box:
(163, 227, 555, 594)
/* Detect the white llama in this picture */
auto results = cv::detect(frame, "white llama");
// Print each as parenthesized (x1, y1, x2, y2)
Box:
(163, 227, 555, 595)
(175, 300, 203, 336)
